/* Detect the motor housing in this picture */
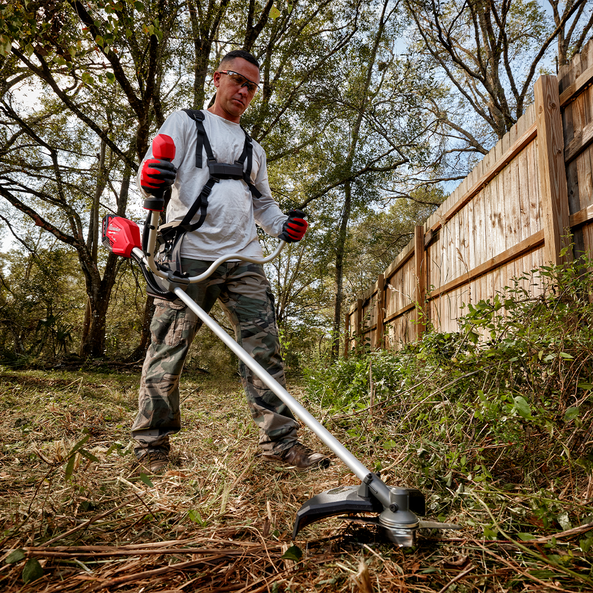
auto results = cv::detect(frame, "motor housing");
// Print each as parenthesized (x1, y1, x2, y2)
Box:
(101, 215, 142, 258)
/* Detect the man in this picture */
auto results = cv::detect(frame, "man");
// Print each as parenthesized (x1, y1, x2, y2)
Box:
(132, 49, 330, 474)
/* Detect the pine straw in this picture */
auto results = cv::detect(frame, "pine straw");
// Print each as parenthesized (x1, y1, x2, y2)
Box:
(0, 369, 592, 592)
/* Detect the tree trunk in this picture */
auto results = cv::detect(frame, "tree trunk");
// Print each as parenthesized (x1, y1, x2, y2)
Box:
(80, 298, 91, 356)
(88, 138, 107, 259)
(331, 180, 352, 360)
(127, 295, 156, 362)
(187, 0, 231, 109)
(79, 282, 113, 358)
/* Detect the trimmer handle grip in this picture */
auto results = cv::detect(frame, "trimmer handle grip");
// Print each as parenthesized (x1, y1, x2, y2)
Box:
(143, 134, 176, 211)
(152, 134, 176, 162)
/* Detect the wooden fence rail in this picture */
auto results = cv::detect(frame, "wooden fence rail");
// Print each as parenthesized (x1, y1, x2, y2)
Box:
(346, 38, 593, 354)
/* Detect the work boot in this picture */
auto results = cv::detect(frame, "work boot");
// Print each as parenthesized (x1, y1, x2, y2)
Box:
(262, 442, 330, 470)
(135, 449, 170, 474)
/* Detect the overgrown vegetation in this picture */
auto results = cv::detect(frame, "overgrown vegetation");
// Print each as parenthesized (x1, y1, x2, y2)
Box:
(307, 258, 593, 492)
(0, 259, 592, 591)
(303, 257, 593, 586)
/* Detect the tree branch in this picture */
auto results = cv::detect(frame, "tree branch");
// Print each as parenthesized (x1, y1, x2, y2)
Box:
(0, 187, 78, 247)
(10, 48, 137, 171)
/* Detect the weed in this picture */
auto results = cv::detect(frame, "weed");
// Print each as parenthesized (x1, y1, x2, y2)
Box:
(305, 257, 593, 557)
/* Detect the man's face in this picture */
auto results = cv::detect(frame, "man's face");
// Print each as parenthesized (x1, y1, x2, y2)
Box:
(211, 58, 260, 122)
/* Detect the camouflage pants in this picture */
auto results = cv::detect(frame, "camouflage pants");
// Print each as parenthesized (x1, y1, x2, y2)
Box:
(131, 259, 299, 456)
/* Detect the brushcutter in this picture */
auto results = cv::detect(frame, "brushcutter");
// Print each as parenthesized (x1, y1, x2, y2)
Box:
(101, 137, 460, 547)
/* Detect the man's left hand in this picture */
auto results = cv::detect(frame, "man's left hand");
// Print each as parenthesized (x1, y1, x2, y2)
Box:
(279, 210, 308, 243)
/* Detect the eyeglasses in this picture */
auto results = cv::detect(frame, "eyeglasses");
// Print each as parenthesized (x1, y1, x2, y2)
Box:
(218, 70, 260, 94)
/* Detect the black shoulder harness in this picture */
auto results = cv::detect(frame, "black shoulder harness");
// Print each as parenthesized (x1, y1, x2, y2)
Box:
(166, 109, 262, 237)
(152, 110, 263, 294)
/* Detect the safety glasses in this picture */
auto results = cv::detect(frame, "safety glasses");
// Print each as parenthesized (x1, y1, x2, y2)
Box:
(218, 70, 260, 94)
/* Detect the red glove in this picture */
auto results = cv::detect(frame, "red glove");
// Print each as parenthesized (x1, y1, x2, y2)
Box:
(279, 210, 308, 242)
(140, 158, 177, 195)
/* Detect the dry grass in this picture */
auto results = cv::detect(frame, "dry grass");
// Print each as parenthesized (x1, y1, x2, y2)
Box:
(0, 368, 592, 592)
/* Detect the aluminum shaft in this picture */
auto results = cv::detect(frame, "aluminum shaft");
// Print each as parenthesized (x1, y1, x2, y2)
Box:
(173, 287, 373, 482)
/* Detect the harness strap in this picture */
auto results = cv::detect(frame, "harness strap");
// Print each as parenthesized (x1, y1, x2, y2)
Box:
(240, 132, 262, 198)
(159, 176, 219, 243)
(156, 174, 218, 274)
(153, 110, 263, 279)
(183, 109, 259, 189)
(180, 177, 218, 233)
(183, 109, 216, 168)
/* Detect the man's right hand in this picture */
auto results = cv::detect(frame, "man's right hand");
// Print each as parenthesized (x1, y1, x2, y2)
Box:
(140, 158, 177, 195)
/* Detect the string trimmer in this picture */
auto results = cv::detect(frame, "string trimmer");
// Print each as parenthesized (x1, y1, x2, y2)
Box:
(102, 136, 459, 546)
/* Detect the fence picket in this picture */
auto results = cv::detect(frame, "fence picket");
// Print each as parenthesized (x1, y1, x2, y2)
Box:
(345, 49, 593, 354)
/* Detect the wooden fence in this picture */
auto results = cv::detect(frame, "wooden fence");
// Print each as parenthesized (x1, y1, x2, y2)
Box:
(345, 38, 593, 353)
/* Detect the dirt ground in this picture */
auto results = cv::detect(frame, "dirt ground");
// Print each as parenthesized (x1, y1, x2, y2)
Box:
(0, 368, 591, 592)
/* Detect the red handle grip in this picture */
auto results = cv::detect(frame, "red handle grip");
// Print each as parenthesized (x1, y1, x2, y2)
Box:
(152, 134, 176, 161)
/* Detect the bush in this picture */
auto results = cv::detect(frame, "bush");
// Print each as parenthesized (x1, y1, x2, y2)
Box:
(305, 256, 593, 502)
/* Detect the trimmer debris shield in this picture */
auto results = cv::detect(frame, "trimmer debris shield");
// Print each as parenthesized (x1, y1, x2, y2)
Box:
(293, 483, 384, 538)
(293, 481, 458, 546)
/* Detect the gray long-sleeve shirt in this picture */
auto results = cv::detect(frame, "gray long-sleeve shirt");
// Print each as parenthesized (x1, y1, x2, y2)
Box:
(137, 109, 286, 260)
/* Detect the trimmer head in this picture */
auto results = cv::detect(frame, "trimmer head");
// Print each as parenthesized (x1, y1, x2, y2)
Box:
(293, 479, 459, 547)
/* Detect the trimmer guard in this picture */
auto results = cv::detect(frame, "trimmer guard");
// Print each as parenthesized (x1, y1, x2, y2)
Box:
(293, 483, 426, 539)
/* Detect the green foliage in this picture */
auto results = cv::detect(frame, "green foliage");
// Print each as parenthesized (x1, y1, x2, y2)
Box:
(344, 186, 446, 297)
(138, 473, 154, 488)
(0, 247, 84, 363)
(306, 256, 593, 507)
(64, 431, 101, 480)
(0, 0, 158, 62)
(22, 558, 44, 583)
(305, 348, 406, 413)
(5, 549, 25, 564)
(187, 509, 208, 526)
(281, 545, 303, 562)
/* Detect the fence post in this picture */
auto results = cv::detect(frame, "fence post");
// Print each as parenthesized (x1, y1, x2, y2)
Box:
(534, 75, 571, 265)
(355, 298, 363, 350)
(414, 226, 427, 340)
(343, 309, 350, 359)
(376, 274, 385, 350)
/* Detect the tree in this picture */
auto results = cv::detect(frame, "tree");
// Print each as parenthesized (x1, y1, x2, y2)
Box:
(0, 0, 370, 360)
(0, 242, 84, 361)
(345, 186, 445, 296)
(0, 0, 179, 357)
(405, 0, 593, 155)
(0, 0, 447, 365)
(293, 0, 438, 358)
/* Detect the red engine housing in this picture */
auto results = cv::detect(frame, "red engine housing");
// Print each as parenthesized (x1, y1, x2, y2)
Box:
(101, 215, 141, 258)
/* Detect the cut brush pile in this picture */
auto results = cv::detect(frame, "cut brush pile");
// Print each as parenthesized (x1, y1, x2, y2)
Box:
(0, 261, 593, 591)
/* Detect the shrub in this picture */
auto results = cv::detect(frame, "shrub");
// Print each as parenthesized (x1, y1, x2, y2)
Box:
(305, 256, 593, 501)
